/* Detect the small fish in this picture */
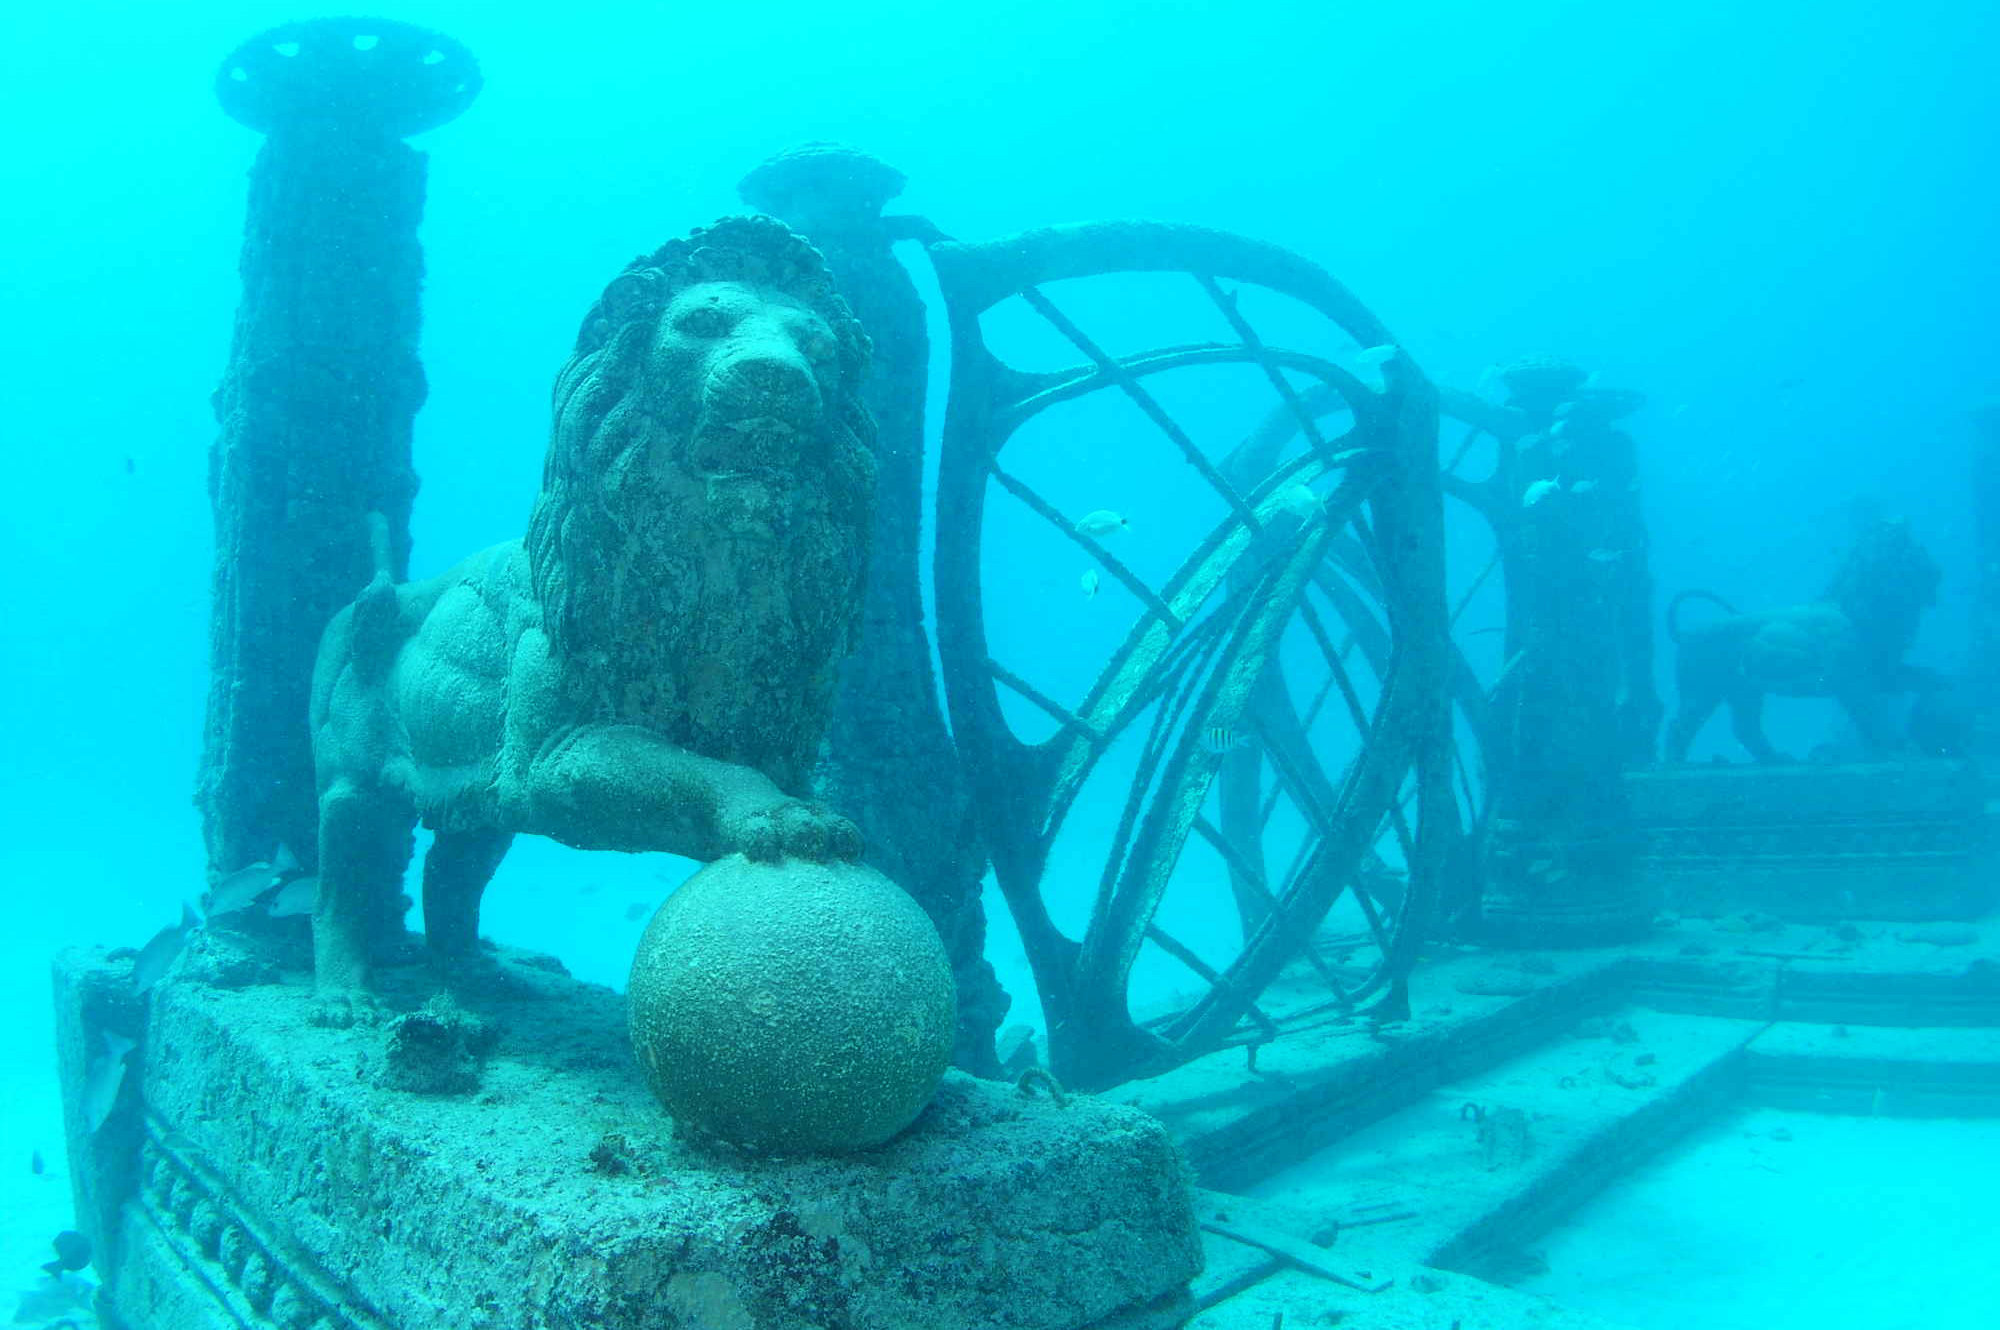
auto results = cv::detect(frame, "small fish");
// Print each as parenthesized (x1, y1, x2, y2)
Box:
(122, 456, 137, 475)
(1354, 344, 1399, 367)
(1477, 365, 1502, 392)
(83, 1030, 137, 1133)
(132, 904, 199, 992)
(266, 876, 318, 919)
(1076, 510, 1129, 536)
(41, 1231, 92, 1278)
(623, 901, 649, 922)
(1569, 480, 1598, 495)
(1587, 548, 1626, 563)
(204, 860, 282, 917)
(30, 1148, 44, 1176)
(1275, 483, 1322, 519)
(1329, 447, 1376, 466)
(1521, 479, 1560, 507)
(1080, 569, 1101, 599)
(1528, 859, 1556, 876)
(1552, 402, 1574, 418)
(1198, 725, 1251, 756)
(1582, 371, 1601, 389)
(1549, 420, 1569, 438)
(1670, 403, 1689, 418)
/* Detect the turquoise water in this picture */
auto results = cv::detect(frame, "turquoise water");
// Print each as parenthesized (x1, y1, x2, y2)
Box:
(2, 1, 1994, 1324)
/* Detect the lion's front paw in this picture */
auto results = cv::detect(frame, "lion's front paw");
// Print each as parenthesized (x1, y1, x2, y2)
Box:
(735, 801, 863, 864)
(308, 988, 384, 1030)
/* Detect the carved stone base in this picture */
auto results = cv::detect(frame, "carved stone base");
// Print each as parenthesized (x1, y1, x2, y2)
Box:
(1625, 760, 1998, 922)
(55, 941, 1199, 1330)
(1478, 820, 1656, 949)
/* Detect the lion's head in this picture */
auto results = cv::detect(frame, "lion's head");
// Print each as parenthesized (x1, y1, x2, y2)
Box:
(1822, 517, 1940, 679)
(525, 215, 876, 790)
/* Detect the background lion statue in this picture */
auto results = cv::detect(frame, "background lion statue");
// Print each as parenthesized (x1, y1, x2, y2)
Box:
(307, 215, 876, 996)
(1661, 518, 1942, 763)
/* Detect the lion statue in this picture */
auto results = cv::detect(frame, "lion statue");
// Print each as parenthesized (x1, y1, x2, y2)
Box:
(307, 215, 876, 995)
(1661, 518, 1941, 763)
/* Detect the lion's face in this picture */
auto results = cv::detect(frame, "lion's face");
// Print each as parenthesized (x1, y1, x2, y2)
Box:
(528, 221, 876, 781)
(645, 280, 849, 544)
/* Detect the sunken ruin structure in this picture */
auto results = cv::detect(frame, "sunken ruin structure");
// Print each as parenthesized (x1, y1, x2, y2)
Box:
(46, 15, 1999, 1330)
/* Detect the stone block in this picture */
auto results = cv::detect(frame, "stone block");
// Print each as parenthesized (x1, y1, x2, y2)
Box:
(69, 944, 1200, 1330)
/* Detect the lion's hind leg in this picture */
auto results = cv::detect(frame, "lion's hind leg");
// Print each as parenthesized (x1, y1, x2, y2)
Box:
(314, 778, 417, 996)
(1726, 688, 1787, 764)
(1662, 685, 1723, 763)
(422, 827, 513, 982)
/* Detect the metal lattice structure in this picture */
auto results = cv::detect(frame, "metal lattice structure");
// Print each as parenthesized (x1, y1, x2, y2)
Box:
(923, 222, 1456, 1091)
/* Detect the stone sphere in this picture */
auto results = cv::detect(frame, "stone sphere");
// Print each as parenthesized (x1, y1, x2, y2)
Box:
(628, 855, 955, 1153)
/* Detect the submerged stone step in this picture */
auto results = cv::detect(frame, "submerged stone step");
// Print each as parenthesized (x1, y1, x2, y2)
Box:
(1113, 952, 1631, 1192)
(1744, 1022, 2000, 1116)
(1245, 1008, 1759, 1285)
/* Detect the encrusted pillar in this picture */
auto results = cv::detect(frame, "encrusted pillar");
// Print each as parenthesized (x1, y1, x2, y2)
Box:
(739, 144, 1008, 1073)
(1972, 403, 2000, 752)
(1480, 359, 1655, 946)
(198, 18, 479, 876)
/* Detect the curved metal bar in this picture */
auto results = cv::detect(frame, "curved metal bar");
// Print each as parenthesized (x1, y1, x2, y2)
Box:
(931, 221, 1452, 1088)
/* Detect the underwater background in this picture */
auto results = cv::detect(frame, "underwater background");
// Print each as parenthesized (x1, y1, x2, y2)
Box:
(2, 1, 1996, 1326)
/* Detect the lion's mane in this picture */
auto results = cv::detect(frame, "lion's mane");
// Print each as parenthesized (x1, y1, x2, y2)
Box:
(522, 215, 875, 782)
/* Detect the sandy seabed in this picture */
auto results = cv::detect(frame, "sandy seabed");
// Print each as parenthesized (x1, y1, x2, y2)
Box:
(1518, 1106, 2000, 1330)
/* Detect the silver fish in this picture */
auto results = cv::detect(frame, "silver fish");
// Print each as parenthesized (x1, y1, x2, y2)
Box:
(133, 904, 199, 992)
(1521, 479, 1560, 507)
(266, 876, 319, 919)
(1587, 548, 1626, 563)
(1354, 344, 1399, 367)
(1076, 510, 1129, 537)
(204, 860, 281, 917)
(1569, 479, 1599, 495)
(82, 1030, 137, 1133)
(1079, 569, 1101, 599)
(1275, 483, 1323, 519)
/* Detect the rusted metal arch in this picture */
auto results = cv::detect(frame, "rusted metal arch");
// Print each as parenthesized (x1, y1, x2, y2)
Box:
(927, 221, 1454, 1090)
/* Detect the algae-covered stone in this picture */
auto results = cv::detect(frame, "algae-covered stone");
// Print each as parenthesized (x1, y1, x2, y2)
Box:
(629, 856, 954, 1153)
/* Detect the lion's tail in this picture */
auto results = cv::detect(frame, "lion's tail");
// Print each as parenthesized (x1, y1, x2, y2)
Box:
(350, 512, 402, 684)
(1665, 589, 1740, 645)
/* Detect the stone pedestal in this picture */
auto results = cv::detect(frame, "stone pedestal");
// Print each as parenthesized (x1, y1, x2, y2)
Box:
(1478, 816, 1656, 948)
(54, 943, 1199, 1330)
(1626, 761, 1997, 921)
